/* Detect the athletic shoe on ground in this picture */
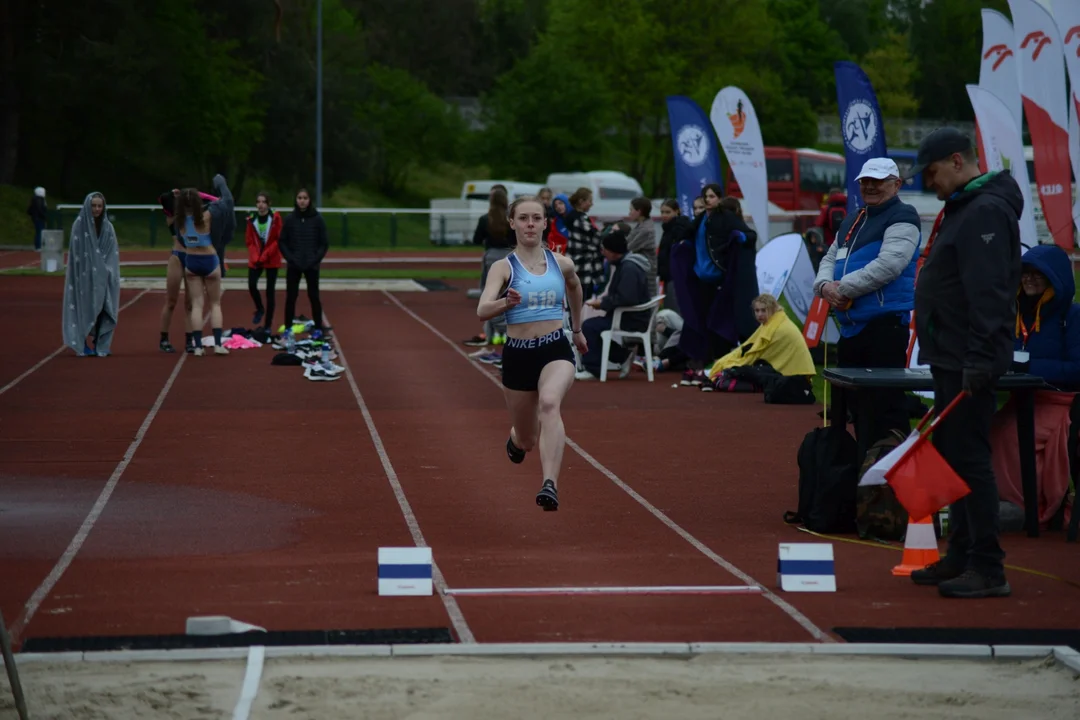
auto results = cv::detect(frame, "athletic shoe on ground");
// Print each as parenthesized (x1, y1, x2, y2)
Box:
(536, 479, 559, 511)
(304, 366, 340, 382)
(476, 353, 502, 365)
(574, 370, 595, 381)
(910, 559, 965, 586)
(463, 334, 488, 347)
(193, 347, 205, 357)
(937, 569, 1011, 598)
(491, 333, 506, 346)
(214, 345, 229, 355)
(507, 436, 526, 464)
(160, 340, 175, 353)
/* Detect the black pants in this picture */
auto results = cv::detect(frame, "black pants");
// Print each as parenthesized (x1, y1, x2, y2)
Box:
(699, 283, 734, 366)
(931, 368, 1005, 576)
(284, 265, 323, 330)
(248, 267, 278, 328)
(836, 314, 910, 449)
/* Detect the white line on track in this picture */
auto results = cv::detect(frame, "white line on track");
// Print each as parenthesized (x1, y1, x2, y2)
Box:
(323, 311, 477, 644)
(231, 645, 265, 720)
(9, 311, 209, 643)
(380, 290, 833, 643)
(0, 289, 151, 397)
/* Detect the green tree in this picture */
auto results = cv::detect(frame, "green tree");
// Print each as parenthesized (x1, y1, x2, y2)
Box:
(355, 65, 467, 195)
(861, 31, 920, 122)
(477, 40, 614, 179)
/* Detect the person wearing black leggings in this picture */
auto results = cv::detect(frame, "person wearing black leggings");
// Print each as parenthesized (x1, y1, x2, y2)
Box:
(244, 191, 283, 329)
(278, 188, 329, 332)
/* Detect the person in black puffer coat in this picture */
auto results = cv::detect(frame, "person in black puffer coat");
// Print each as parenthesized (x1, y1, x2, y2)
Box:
(278, 187, 330, 332)
(657, 198, 693, 313)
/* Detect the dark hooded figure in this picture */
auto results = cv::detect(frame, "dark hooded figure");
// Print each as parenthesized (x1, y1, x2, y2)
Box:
(669, 185, 759, 366)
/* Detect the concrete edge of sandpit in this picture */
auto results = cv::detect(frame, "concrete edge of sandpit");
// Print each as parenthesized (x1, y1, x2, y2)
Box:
(5, 642, 1078, 672)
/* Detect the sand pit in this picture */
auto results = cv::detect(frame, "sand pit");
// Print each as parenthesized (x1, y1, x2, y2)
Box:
(3, 652, 1079, 719)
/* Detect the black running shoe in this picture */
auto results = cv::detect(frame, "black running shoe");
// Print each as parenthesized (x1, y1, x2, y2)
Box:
(160, 340, 175, 353)
(507, 436, 526, 464)
(535, 479, 558, 511)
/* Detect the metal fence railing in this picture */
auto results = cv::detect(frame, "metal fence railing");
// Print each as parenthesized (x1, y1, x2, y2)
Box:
(49, 205, 483, 250)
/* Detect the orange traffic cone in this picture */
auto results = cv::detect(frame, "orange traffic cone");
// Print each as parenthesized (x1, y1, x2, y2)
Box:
(891, 514, 940, 577)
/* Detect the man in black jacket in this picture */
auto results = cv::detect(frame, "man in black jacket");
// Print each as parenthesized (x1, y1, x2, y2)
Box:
(906, 128, 1022, 599)
(576, 228, 652, 380)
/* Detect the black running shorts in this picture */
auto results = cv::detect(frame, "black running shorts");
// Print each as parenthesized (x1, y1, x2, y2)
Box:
(500, 328, 575, 392)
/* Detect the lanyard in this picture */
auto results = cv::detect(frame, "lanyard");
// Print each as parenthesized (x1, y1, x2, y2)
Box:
(839, 208, 866, 249)
(1018, 316, 1031, 349)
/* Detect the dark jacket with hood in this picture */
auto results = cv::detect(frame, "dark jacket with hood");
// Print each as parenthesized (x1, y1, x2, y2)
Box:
(658, 214, 692, 284)
(279, 201, 329, 271)
(207, 175, 236, 257)
(599, 252, 652, 332)
(1014, 244, 1080, 390)
(914, 170, 1023, 377)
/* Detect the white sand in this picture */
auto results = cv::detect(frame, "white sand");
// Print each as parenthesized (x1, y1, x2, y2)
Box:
(2, 653, 1078, 720)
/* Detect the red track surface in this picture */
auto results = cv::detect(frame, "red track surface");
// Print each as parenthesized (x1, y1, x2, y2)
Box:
(1, 277, 1078, 649)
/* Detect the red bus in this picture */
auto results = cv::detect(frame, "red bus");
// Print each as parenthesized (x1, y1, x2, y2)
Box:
(724, 147, 846, 214)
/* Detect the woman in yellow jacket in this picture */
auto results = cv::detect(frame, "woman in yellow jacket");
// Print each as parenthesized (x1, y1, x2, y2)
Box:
(706, 294, 816, 382)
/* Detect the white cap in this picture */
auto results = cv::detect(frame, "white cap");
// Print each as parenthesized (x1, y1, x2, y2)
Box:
(855, 158, 900, 181)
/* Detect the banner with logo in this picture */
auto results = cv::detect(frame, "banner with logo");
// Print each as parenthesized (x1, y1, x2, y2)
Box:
(665, 96, 723, 219)
(966, 85, 1039, 249)
(1009, 0, 1074, 250)
(754, 233, 815, 322)
(979, 10, 1025, 144)
(1052, 0, 1080, 237)
(710, 87, 770, 241)
(834, 61, 888, 215)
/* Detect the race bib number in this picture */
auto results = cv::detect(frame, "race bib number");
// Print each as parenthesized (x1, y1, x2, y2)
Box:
(527, 290, 558, 310)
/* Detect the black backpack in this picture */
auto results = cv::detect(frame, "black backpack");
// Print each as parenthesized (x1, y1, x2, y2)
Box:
(784, 425, 859, 534)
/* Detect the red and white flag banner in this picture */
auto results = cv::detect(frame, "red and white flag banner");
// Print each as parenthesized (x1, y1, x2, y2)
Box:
(1009, 0, 1074, 250)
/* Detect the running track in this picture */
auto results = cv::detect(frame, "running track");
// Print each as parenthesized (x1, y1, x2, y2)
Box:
(0, 275, 1077, 649)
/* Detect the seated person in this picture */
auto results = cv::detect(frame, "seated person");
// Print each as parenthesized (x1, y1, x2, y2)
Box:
(704, 293, 815, 386)
(991, 244, 1080, 529)
(638, 308, 688, 374)
(575, 228, 652, 380)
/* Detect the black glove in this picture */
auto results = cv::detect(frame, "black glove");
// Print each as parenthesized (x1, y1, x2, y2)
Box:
(962, 367, 993, 394)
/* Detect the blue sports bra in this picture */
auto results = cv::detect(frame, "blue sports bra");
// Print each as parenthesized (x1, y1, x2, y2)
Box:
(504, 248, 566, 324)
(181, 215, 212, 248)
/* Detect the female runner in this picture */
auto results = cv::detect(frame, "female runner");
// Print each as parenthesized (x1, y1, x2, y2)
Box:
(158, 188, 217, 353)
(174, 175, 233, 355)
(477, 196, 588, 510)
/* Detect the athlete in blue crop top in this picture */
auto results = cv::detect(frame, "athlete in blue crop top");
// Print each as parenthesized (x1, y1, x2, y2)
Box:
(158, 189, 195, 354)
(174, 182, 231, 356)
(478, 197, 588, 511)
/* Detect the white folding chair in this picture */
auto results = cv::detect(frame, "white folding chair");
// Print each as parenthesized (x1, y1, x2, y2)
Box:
(600, 294, 665, 382)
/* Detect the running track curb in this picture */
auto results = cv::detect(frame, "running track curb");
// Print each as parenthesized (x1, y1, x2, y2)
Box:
(5, 643, 1079, 672)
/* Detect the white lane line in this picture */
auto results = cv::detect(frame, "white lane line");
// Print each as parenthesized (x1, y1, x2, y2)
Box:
(9, 311, 209, 643)
(231, 645, 265, 720)
(444, 585, 764, 597)
(380, 290, 833, 643)
(323, 311, 476, 644)
(0, 289, 151, 397)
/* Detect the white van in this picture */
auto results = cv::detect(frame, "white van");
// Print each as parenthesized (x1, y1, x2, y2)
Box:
(545, 171, 644, 223)
(460, 180, 544, 200)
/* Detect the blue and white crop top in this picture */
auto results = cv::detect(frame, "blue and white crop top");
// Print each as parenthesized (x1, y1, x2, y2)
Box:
(181, 215, 212, 248)
(504, 248, 566, 324)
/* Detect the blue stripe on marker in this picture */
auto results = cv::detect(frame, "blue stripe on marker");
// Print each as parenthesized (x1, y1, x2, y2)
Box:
(778, 560, 834, 575)
(378, 563, 433, 580)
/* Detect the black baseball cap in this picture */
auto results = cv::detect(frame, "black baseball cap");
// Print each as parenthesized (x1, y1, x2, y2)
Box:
(903, 127, 973, 180)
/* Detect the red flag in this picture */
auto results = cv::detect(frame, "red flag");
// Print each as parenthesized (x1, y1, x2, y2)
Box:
(885, 394, 972, 521)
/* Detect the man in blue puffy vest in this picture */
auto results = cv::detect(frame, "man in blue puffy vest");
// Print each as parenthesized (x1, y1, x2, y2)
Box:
(813, 157, 922, 450)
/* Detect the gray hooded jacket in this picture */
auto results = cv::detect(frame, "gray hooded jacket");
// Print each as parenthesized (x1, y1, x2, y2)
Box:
(62, 193, 120, 355)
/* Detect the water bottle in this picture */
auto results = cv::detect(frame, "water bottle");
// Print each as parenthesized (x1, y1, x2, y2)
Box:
(285, 329, 295, 354)
(320, 343, 330, 365)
